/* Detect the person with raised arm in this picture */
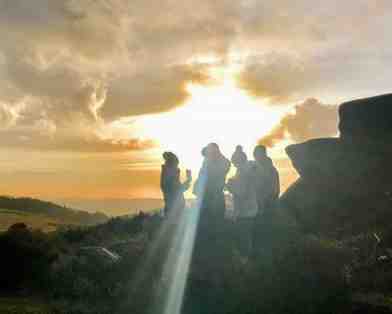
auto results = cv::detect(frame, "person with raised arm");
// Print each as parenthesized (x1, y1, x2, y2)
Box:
(160, 152, 192, 218)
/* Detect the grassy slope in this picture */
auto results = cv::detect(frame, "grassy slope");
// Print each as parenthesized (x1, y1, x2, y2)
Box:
(0, 208, 74, 232)
(0, 297, 52, 314)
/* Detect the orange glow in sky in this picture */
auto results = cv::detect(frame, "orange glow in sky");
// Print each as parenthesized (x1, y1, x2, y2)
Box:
(130, 71, 289, 174)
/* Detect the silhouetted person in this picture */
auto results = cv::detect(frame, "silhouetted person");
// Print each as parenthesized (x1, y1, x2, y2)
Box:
(193, 143, 230, 224)
(226, 145, 258, 257)
(251, 145, 280, 214)
(192, 143, 230, 272)
(160, 152, 192, 217)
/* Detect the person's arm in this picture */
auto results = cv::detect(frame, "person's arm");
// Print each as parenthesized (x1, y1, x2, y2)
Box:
(226, 178, 235, 194)
(236, 174, 249, 197)
(160, 165, 166, 192)
(226, 174, 246, 197)
(181, 169, 192, 191)
(193, 163, 207, 196)
(273, 168, 280, 199)
(160, 166, 172, 193)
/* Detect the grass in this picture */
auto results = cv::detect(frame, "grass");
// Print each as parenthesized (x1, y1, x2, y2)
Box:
(0, 208, 29, 215)
(352, 293, 392, 310)
(0, 297, 53, 314)
(0, 208, 60, 233)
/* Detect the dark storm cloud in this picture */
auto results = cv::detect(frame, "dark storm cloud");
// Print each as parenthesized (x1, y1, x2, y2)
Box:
(259, 98, 339, 147)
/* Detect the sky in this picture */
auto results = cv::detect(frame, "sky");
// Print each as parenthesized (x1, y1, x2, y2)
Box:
(0, 0, 391, 202)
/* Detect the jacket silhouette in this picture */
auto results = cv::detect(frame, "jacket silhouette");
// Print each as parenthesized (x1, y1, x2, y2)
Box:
(192, 143, 230, 270)
(251, 145, 280, 213)
(226, 146, 258, 218)
(160, 152, 191, 217)
(193, 143, 230, 222)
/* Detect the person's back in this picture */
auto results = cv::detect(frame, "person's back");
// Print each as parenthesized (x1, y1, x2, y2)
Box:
(226, 146, 258, 257)
(193, 143, 230, 219)
(192, 143, 230, 269)
(204, 155, 230, 199)
(227, 146, 258, 219)
(252, 145, 280, 213)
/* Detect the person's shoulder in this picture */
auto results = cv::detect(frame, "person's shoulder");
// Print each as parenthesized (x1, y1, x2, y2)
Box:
(248, 160, 257, 168)
(222, 156, 231, 168)
(249, 160, 261, 171)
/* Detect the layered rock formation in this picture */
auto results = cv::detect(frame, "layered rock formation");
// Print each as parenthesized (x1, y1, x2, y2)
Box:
(281, 93, 392, 236)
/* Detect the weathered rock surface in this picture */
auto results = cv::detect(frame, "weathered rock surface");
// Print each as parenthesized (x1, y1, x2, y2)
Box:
(339, 93, 392, 140)
(281, 94, 392, 235)
(286, 138, 392, 194)
(279, 94, 392, 314)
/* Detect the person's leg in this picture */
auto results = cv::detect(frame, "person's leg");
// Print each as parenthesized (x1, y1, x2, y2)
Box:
(245, 218, 254, 256)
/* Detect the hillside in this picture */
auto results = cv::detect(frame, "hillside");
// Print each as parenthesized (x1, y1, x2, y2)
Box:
(0, 196, 108, 231)
(0, 209, 59, 232)
(57, 198, 164, 216)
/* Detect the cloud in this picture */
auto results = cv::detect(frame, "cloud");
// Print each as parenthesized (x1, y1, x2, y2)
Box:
(259, 98, 338, 147)
(237, 51, 392, 105)
(0, 0, 391, 154)
(101, 64, 212, 119)
(3, 50, 106, 124)
(0, 103, 17, 128)
(0, 126, 156, 153)
(0, 54, 208, 151)
(237, 53, 319, 104)
(0, 0, 392, 199)
(0, 0, 129, 60)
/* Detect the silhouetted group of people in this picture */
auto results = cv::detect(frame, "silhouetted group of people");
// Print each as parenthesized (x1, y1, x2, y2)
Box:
(160, 143, 280, 257)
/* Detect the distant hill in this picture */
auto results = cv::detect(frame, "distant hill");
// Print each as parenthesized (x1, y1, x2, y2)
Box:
(56, 198, 164, 216)
(0, 196, 108, 231)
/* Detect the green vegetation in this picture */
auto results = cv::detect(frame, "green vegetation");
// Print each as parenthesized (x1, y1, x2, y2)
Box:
(0, 297, 53, 314)
(0, 196, 108, 231)
(1, 205, 392, 314)
(0, 209, 59, 232)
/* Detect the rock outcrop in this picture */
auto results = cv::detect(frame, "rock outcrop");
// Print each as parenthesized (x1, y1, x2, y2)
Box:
(339, 93, 392, 141)
(281, 93, 392, 236)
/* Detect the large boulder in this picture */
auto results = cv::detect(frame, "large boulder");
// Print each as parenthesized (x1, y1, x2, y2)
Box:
(339, 93, 392, 140)
(285, 138, 392, 193)
(283, 137, 392, 235)
(280, 177, 392, 235)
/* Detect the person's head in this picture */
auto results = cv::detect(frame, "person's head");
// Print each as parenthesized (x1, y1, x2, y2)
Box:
(231, 145, 248, 168)
(253, 145, 267, 162)
(163, 151, 179, 167)
(205, 142, 221, 160)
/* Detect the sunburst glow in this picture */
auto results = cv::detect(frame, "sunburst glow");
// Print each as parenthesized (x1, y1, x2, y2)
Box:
(133, 75, 288, 173)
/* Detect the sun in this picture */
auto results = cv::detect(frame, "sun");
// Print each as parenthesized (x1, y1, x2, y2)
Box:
(133, 74, 287, 173)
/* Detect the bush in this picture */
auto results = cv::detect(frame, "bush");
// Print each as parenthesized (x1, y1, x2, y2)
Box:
(0, 224, 58, 292)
